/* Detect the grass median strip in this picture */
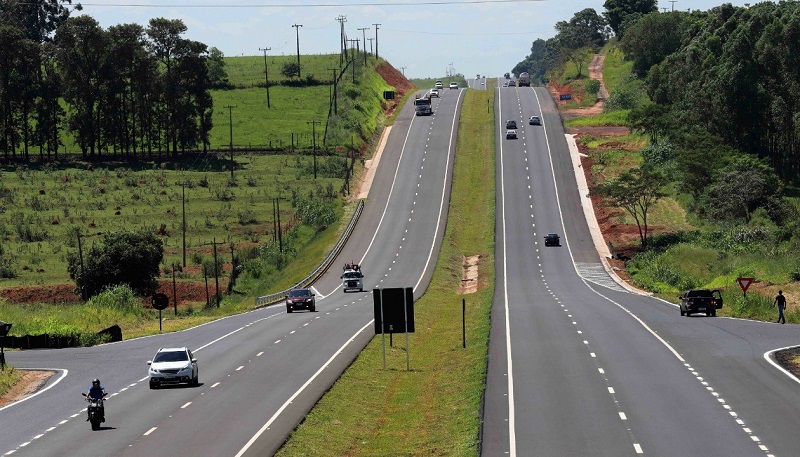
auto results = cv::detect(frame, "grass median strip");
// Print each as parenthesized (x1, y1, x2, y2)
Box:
(275, 86, 496, 456)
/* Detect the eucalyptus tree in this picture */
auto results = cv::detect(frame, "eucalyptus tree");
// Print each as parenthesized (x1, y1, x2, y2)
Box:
(34, 41, 63, 159)
(55, 15, 108, 158)
(146, 18, 187, 156)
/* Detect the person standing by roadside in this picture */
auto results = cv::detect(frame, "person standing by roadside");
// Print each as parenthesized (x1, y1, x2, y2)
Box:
(774, 290, 787, 324)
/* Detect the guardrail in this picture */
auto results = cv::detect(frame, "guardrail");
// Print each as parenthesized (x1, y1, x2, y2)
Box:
(254, 199, 365, 308)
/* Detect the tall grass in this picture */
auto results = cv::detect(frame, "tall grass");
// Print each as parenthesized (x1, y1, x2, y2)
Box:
(0, 367, 22, 398)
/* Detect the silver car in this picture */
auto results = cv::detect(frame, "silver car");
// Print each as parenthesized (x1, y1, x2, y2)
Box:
(148, 347, 198, 389)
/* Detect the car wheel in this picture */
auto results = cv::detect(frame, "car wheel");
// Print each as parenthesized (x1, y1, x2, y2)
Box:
(149, 380, 158, 390)
(686, 311, 691, 317)
(311, 305, 316, 312)
(192, 372, 199, 386)
(287, 306, 293, 313)
(359, 288, 364, 292)
(680, 309, 685, 316)
(711, 310, 716, 317)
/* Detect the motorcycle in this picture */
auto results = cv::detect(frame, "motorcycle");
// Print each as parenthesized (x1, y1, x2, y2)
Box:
(81, 392, 107, 430)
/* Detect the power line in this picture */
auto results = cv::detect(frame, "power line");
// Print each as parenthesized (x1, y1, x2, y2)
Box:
(72, 0, 547, 7)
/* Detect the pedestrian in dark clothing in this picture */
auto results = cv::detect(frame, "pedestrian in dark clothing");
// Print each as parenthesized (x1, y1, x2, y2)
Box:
(774, 290, 787, 324)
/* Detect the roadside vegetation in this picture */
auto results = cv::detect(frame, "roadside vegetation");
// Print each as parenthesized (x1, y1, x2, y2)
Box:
(276, 82, 496, 456)
(0, 4, 415, 343)
(0, 367, 21, 399)
(515, 1, 800, 323)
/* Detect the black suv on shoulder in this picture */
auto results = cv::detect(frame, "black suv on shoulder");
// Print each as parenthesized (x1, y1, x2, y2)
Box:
(286, 288, 316, 313)
(679, 289, 723, 316)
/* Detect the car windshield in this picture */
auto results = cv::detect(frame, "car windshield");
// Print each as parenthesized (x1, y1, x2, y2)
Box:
(289, 289, 311, 297)
(343, 272, 361, 279)
(153, 350, 189, 363)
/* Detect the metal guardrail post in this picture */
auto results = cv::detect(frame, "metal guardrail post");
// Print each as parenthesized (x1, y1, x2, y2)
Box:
(254, 199, 365, 307)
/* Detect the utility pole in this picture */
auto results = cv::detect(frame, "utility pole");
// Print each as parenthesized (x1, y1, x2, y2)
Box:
(201, 238, 223, 307)
(661, 7, 668, 12)
(372, 23, 381, 59)
(400, 66, 406, 76)
(336, 15, 347, 66)
(181, 182, 186, 267)
(358, 27, 370, 66)
(328, 68, 339, 114)
(307, 120, 321, 179)
(367, 37, 374, 55)
(348, 38, 358, 83)
(669, 0, 677, 11)
(292, 23, 303, 78)
(259, 47, 272, 108)
(224, 105, 237, 180)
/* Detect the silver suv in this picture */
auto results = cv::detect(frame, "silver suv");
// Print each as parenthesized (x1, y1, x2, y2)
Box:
(148, 347, 198, 389)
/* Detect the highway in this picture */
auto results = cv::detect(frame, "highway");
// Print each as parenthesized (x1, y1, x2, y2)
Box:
(0, 86, 465, 456)
(482, 84, 800, 456)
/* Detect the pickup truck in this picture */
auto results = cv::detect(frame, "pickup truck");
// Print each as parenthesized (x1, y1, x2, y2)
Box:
(679, 289, 723, 317)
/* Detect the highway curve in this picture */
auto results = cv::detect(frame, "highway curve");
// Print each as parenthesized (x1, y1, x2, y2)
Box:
(0, 86, 465, 457)
(482, 85, 800, 457)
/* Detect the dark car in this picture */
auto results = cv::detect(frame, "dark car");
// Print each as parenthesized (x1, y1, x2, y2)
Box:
(543, 233, 560, 246)
(505, 130, 517, 140)
(529, 115, 541, 125)
(679, 289, 723, 317)
(286, 288, 315, 313)
(506, 120, 517, 129)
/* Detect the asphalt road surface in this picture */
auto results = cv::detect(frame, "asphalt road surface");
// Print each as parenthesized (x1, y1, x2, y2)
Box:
(482, 85, 800, 456)
(0, 87, 465, 457)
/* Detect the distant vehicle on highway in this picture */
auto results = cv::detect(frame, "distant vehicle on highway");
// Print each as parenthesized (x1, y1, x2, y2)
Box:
(341, 262, 364, 292)
(430, 89, 439, 98)
(286, 288, 316, 313)
(505, 129, 517, 140)
(449, 82, 458, 89)
(502, 82, 509, 87)
(529, 115, 541, 125)
(148, 347, 199, 389)
(679, 289, 723, 316)
(435, 80, 443, 89)
(414, 94, 433, 116)
(543, 233, 560, 246)
(518, 72, 531, 87)
(505, 120, 517, 129)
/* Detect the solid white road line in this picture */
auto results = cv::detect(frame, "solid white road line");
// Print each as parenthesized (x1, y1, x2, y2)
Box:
(143, 427, 157, 436)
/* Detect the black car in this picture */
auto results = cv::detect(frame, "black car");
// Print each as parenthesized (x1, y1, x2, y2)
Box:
(679, 289, 723, 317)
(286, 288, 316, 313)
(505, 120, 517, 129)
(529, 116, 541, 125)
(543, 233, 560, 246)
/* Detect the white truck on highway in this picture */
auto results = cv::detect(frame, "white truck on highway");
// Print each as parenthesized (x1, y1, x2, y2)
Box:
(340, 262, 364, 292)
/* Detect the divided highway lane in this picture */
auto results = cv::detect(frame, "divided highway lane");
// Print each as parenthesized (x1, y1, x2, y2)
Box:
(483, 86, 776, 456)
(1, 88, 465, 457)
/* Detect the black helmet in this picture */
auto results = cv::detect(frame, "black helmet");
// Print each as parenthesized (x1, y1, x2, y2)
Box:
(92, 378, 100, 386)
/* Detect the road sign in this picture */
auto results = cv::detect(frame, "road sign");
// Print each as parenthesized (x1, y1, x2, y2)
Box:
(0, 321, 10, 337)
(151, 293, 169, 311)
(737, 277, 754, 294)
(373, 287, 414, 334)
(560, 94, 572, 101)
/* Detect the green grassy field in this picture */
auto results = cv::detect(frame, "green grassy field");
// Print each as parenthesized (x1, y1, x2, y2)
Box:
(276, 82, 496, 456)
(0, 367, 21, 398)
(0, 154, 346, 289)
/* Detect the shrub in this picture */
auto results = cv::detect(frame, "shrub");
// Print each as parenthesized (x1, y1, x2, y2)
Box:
(585, 79, 601, 95)
(67, 230, 164, 298)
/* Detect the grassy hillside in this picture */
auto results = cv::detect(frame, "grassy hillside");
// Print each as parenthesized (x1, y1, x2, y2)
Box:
(0, 57, 412, 340)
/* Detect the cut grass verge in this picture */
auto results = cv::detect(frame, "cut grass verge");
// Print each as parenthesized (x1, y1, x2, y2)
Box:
(0, 367, 22, 398)
(275, 85, 496, 455)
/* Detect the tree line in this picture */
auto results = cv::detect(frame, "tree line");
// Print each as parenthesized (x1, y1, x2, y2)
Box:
(515, 1, 800, 247)
(0, 0, 224, 161)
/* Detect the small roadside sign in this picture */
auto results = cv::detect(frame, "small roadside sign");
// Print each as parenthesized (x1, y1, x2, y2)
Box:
(560, 94, 572, 101)
(737, 277, 754, 295)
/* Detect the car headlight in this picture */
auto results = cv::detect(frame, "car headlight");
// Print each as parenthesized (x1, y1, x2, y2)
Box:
(179, 364, 191, 373)
(150, 368, 160, 374)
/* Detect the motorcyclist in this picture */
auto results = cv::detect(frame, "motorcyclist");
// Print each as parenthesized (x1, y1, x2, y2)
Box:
(85, 378, 106, 422)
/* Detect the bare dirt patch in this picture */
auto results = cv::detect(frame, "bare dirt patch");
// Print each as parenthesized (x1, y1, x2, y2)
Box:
(457, 255, 481, 295)
(0, 370, 54, 407)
